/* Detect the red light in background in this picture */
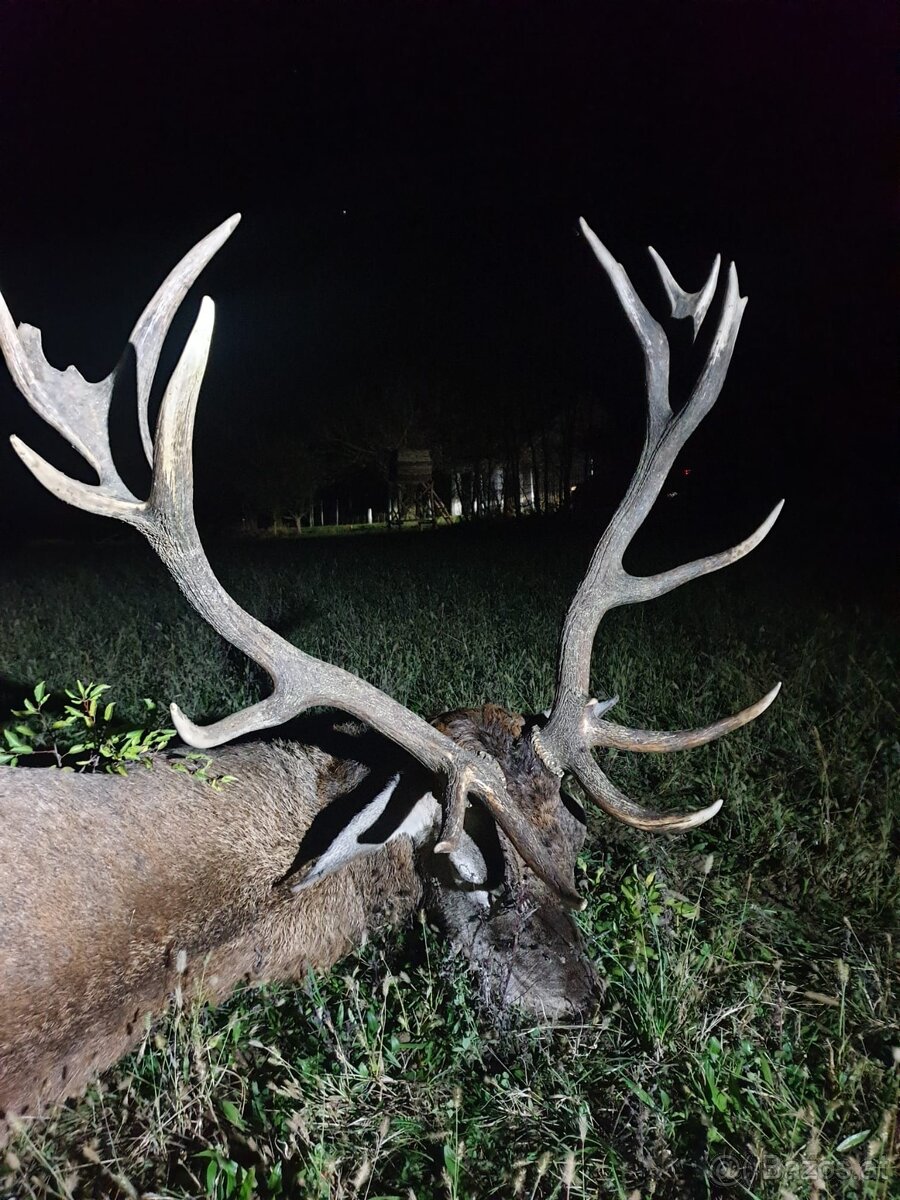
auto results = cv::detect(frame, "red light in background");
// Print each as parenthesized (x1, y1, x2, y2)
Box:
(682, 467, 692, 476)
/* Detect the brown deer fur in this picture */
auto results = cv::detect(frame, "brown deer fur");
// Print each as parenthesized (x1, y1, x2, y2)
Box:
(0, 707, 594, 1138)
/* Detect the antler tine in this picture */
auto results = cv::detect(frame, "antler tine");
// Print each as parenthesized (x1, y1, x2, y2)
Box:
(0, 214, 242, 499)
(568, 747, 723, 832)
(3, 219, 585, 911)
(578, 220, 671, 433)
(648, 246, 720, 340)
(0, 289, 135, 506)
(130, 213, 242, 468)
(582, 683, 782, 753)
(532, 224, 782, 831)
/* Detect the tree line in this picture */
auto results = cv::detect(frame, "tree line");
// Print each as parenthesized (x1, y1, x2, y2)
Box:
(233, 382, 625, 532)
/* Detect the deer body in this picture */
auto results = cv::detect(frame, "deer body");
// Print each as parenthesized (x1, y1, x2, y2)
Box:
(0, 739, 420, 1122)
(0, 706, 599, 1132)
(0, 215, 782, 1139)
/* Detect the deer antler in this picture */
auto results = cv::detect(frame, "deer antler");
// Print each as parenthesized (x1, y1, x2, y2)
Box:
(531, 221, 782, 830)
(0, 215, 582, 909)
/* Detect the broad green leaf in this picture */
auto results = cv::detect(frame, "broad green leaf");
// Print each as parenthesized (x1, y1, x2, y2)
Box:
(219, 1098, 246, 1130)
(836, 1129, 871, 1153)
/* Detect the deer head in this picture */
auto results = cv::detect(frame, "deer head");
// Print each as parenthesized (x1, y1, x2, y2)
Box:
(0, 216, 781, 1131)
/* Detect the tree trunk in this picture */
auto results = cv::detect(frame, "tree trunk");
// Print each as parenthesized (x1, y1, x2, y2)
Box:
(529, 439, 541, 515)
(541, 428, 551, 512)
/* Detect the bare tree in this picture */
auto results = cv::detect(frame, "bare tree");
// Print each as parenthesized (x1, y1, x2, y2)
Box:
(237, 429, 333, 532)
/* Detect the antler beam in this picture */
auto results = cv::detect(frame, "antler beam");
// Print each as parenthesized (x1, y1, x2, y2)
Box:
(532, 221, 782, 830)
(1, 217, 582, 909)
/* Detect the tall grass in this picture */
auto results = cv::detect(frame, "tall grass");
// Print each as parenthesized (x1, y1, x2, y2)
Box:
(0, 521, 896, 1198)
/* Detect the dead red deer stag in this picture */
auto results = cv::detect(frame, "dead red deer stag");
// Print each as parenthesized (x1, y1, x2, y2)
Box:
(0, 215, 782, 1135)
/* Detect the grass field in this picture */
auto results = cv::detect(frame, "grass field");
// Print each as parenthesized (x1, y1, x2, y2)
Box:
(0, 518, 896, 1199)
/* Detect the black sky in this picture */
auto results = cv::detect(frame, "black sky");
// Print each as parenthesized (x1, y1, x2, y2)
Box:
(0, 0, 895, 561)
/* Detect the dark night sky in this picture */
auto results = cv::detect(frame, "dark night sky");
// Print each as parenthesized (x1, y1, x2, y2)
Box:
(0, 0, 895, 568)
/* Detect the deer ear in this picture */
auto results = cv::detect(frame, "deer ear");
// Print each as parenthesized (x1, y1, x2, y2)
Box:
(283, 774, 440, 891)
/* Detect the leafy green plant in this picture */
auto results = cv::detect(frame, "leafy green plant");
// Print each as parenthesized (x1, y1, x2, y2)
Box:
(196, 1148, 258, 1200)
(1, 679, 176, 771)
(1, 681, 241, 794)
